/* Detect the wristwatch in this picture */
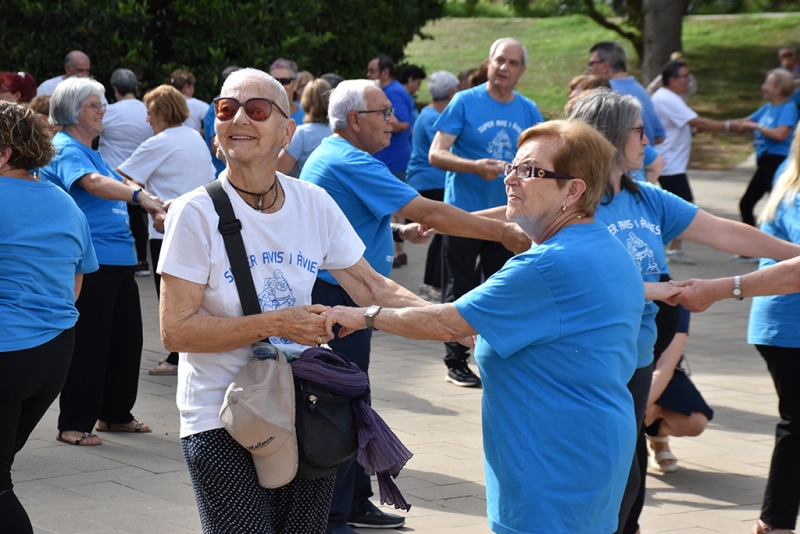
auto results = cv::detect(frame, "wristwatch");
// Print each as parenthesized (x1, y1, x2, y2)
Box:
(733, 276, 744, 300)
(364, 305, 382, 331)
(132, 187, 143, 204)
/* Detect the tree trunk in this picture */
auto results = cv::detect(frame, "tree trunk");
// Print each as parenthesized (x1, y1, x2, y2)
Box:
(642, 0, 687, 85)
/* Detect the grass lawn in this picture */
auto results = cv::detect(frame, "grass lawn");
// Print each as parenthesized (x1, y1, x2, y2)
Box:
(404, 14, 800, 168)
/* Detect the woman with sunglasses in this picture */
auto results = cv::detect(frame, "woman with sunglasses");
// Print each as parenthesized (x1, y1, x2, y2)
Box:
(325, 120, 651, 533)
(39, 77, 164, 447)
(157, 68, 439, 534)
(568, 88, 800, 534)
(114, 84, 216, 376)
(270, 58, 305, 125)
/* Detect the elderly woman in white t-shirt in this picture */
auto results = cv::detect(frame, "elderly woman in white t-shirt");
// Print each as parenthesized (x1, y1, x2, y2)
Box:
(115, 84, 216, 376)
(157, 68, 430, 534)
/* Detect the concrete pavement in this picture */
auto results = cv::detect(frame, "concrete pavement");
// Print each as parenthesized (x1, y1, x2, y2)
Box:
(13, 159, 797, 533)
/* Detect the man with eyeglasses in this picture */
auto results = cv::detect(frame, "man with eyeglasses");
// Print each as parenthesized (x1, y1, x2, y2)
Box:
(428, 37, 544, 388)
(299, 79, 531, 534)
(778, 46, 800, 79)
(36, 51, 106, 106)
(588, 41, 665, 146)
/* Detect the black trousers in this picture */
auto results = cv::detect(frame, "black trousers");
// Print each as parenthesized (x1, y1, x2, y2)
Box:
(442, 235, 512, 365)
(150, 239, 180, 366)
(311, 281, 375, 533)
(757, 345, 800, 530)
(128, 204, 148, 264)
(740, 154, 786, 227)
(0, 328, 75, 534)
(58, 265, 144, 432)
(419, 189, 446, 289)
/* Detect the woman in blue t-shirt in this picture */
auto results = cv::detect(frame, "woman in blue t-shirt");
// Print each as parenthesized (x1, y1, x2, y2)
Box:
(0, 101, 98, 533)
(327, 120, 649, 534)
(39, 77, 164, 447)
(747, 130, 800, 534)
(568, 88, 800, 534)
(738, 69, 799, 227)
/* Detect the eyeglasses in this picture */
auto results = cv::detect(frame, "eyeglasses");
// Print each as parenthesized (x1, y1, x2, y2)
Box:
(631, 126, 645, 140)
(587, 59, 606, 68)
(358, 107, 394, 121)
(214, 97, 289, 122)
(503, 163, 575, 181)
(275, 77, 296, 86)
(781, 53, 795, 58)
(84, 102, 106, 112)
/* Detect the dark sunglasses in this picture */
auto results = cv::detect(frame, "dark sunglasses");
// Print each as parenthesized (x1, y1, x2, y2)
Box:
(275, 77, 296, 85)
(213, 97, 289, 122)
(631, 125, 645, 141)
(357, 107, 394, 121)
(503, 163, 575, 181)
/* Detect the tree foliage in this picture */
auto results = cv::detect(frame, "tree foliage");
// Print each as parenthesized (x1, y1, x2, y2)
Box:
(1, 0, 444, 102)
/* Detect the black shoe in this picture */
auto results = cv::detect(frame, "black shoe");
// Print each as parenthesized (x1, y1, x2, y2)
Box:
(134, 261, 150, 276)
(347, 502, 405, 529)
(446, 360, 482, 387)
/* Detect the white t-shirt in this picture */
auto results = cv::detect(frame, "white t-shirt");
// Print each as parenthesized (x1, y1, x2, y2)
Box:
(118, 125, 216, 239)
(651, 87, 698, 176)
(158, 174, 365, 438)
(98, 99, 153, 168)
(183, 97, 209, 134)
(37, 75, 108, 105)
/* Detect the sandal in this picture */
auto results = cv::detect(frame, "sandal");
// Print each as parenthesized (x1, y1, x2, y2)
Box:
(56, 430, 102, 446)
(647, 435, 678, 473)
(752, 519, 796, 533)
(96, 418, 152, 433)
(148, 359, 178, 376)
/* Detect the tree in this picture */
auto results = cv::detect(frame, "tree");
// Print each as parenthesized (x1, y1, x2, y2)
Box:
(0, 0, 444, 102)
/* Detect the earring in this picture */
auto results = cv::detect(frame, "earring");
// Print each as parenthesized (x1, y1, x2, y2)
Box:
(561, 204, 566, 212)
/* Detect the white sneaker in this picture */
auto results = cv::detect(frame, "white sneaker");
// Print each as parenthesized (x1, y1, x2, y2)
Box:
(666, 249, 696, 265)
(730, 254, 760, 264)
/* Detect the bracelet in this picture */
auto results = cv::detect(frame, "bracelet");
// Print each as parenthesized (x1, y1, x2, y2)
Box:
(725, 120, 730, 132)
(391, 223, 404, 243)
(132, 187, 143, 204)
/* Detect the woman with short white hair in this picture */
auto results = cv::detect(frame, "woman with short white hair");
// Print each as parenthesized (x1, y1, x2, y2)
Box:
(40, 77, 163, 447)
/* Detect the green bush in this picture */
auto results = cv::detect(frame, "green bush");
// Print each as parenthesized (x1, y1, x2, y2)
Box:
(1, 0, 444, 102)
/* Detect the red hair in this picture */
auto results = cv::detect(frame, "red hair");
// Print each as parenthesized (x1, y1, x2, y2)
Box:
(0, 72, 37, 103)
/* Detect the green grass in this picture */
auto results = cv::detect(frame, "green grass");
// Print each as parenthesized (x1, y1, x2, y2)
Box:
(405, 13, 800, 167)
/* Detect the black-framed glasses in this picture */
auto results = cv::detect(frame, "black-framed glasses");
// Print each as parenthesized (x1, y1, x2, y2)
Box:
(274, 77, 296, 86)
(213, 97, 289, 122)
(503, 163, 575, 181)
(631, 126, 645, 141)
(358, 107, 394, 121)
(587, 59, 606, 68)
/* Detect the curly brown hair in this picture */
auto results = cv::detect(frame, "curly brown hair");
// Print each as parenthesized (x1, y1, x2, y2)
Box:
(0, 101, 55, 170)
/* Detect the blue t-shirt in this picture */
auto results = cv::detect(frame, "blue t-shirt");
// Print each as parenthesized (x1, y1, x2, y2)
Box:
(0, 177, 98, 352)
(455, 222, 642, 534)
(610, 77, 666, 144)
(290, 100, 306, 125)
(774, 152, 792, 185)
(751, 101, 798, 158)
(632, 145, 659, 183)
(285, 122, 332, 177)
(594, 183, 698, 368)
(748, 193, 800, 347)
(372, 80, 414, 173)
(406, 106, 446, 192)
(204, 96, 226, 177)
(435, 84, 544, 212)
(792, 86, 800, 108)
(40, 131, 137, 265)
(299, 136, 418, 283)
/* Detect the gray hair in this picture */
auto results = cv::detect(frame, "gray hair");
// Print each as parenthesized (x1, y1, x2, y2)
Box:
(110, 68, 138, 96)
(269, 58, 298, 78)
(590, 41, 627, 73)
(49, 76, 106, 126)
(490, 38, 528, 67)
(221, 68, 290, 119)
(428, 70, 459, 101)
(328, 79, 379, 132)
(567, 88, 642, 177)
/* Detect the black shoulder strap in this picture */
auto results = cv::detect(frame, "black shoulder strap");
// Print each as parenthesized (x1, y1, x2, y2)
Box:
(204, 180, 262, 317)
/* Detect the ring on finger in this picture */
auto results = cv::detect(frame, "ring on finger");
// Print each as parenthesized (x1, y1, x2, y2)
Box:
(317, 336, 323, 345)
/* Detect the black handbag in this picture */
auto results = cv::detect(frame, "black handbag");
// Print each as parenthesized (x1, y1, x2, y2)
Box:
(205, 180, 357, 480)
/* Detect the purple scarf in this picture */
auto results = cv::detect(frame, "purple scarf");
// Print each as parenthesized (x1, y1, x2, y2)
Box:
(291, 346, 413, 511)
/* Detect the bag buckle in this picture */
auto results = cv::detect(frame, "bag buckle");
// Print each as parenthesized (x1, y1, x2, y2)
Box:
(218, 219, 243, 235)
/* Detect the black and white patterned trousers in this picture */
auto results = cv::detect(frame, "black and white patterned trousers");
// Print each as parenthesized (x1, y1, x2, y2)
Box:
(182, 427, 335, 534)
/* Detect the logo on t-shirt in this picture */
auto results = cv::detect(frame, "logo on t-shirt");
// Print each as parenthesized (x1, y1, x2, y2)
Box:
(625, 232, 660, 275)
(487, 129, 515, 161)
(258, 269, 296, 312)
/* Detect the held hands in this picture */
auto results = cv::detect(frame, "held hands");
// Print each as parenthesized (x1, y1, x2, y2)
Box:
(139, 190, 166, 217)
(278, 304, 334, 345)
(151, 199, 173, 234)
(644, 281, 684, 305)
(668, 279, 721, 313)
(500, 223, 533, 254)
(475, 159, 505, 181)
(399, 223, 432, 244)
(741, 120, 760, 133)
(324, 305, 368, 338)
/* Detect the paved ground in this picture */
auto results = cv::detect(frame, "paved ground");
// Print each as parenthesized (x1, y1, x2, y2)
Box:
(14, 159, 798, 533)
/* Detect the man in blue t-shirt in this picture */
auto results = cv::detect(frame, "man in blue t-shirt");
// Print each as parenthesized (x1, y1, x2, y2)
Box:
(588, 41, 666, 145)
(429, 37, 544, 388)
(300, 79, 530, 534)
